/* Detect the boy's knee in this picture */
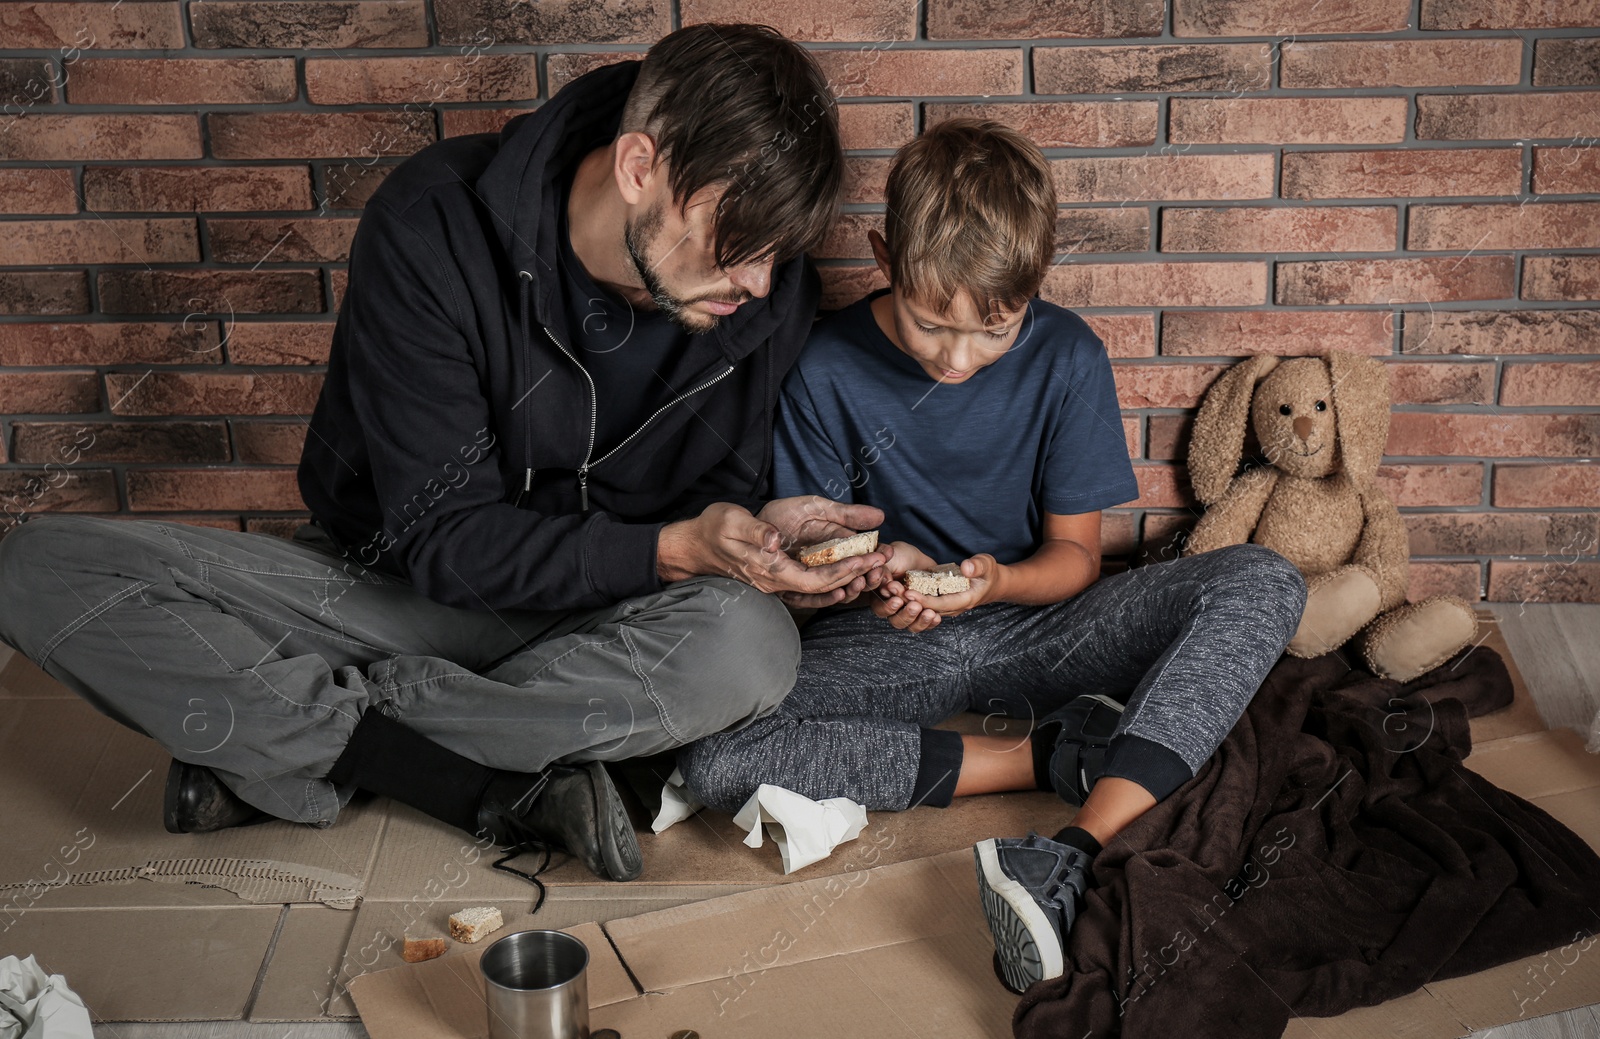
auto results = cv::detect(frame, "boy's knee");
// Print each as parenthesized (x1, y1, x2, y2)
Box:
(1219, 544, 1308, 608)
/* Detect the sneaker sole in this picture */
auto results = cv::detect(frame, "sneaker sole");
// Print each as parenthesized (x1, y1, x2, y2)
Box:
(974, 838, 1064, 993)
(587, 762, 643, 882)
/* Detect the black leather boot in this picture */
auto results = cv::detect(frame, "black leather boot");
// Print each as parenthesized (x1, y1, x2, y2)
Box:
(162, 759, 273, 834)
(476, 761, 643, 882)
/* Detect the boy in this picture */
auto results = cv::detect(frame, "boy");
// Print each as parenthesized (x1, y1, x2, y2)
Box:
(674, 118, 1308, 992)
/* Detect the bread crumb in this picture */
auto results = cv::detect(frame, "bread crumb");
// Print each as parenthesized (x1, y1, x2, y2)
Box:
(402, 935, 447, 962)
(905, 564, 969, 596)
(796, 530, 879, 567)
(448, 906, 504, 944)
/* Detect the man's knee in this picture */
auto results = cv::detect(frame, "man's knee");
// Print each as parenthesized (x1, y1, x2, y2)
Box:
(665, 576, 801, 728)
(0, 516, 115, 652)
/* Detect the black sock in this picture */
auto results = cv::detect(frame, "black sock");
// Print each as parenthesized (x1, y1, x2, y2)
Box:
(1050, 825, 1103, 859)
(326, 706, 498, 835)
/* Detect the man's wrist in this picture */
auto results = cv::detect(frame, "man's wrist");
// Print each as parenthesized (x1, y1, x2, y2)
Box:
(657, 519, 699, 583)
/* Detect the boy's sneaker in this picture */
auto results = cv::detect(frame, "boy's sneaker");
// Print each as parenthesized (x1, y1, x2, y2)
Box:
(974, 833, 1093, 994)
(1037, 694, 1125, 806)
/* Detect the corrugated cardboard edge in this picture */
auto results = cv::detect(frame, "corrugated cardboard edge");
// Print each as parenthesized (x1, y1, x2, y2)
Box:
(0, 857, 362, 909)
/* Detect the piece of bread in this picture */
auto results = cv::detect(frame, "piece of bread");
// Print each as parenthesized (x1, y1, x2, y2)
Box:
(402, 935, 447, 962)
(796, 530, 879, 567)
(905, 564, 970, 596)
(448, 906, 504, 944)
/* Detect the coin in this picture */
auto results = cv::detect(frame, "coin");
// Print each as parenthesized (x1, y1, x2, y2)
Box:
(669, 1031, 700, 1039)
(590, 1031, 621, 1039)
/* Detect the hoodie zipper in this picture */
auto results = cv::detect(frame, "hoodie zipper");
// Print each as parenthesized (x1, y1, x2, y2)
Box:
(518, 269, 736, 512)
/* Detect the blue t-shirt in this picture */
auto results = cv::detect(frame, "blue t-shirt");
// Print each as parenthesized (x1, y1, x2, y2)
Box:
(772, 287, 1140, 566)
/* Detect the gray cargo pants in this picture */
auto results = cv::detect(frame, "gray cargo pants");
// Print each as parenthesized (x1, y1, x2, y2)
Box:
(0, 514, 799, 827)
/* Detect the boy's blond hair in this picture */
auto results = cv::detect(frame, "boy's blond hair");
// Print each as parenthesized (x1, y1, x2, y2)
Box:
(881, 117, 1057, 323)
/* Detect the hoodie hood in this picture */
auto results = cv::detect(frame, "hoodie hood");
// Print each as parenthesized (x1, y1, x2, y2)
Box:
(474, 58, 803, 364)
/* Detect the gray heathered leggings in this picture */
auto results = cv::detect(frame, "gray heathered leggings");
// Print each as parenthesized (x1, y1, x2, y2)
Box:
(676, 542, 1309, 813)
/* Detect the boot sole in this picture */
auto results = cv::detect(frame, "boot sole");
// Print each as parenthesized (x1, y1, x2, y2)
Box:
(974, 838, 1063, 993)
(586, 762, 643, 882)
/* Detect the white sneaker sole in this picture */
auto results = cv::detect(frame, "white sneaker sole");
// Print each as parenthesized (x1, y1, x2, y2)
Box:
(974, 838, 1065, 993)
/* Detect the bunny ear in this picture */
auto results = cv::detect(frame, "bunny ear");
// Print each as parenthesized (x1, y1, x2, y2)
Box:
(1188, 353, 1281, 506)
(1325, 349, 1391, 490)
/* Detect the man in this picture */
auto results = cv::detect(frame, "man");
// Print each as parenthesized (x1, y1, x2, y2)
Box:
(0, 24, 889, 883)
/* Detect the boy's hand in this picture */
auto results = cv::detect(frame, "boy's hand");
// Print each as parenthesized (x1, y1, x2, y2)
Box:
(883, 553, 1004, 628)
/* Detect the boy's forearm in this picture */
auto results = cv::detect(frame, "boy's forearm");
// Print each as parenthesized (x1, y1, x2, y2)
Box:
(991, 539, 1101, 605)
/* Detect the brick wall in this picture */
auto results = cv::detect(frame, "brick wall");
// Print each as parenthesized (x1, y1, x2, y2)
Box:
(1, 0, 1596, 602)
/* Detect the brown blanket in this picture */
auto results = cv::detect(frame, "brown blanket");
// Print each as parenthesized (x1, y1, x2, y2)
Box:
(1014, 645, 1600, 1039)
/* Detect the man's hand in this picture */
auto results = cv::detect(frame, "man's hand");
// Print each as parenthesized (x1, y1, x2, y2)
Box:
(657, 500, 889, 601)
(872, 552, 1005, 632)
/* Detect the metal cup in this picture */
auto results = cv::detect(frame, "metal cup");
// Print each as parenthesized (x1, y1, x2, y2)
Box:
(481, 929, 591, 1039)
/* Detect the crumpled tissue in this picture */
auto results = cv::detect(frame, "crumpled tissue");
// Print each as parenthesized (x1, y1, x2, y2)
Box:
(0, 955, 94, 1039)
(731, 784, 868, 874)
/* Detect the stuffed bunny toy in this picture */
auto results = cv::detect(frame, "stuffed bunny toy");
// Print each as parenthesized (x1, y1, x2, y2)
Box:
(1181, 349, 1479, 683)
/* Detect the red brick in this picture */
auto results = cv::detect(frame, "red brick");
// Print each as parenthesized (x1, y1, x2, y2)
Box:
(319, 162, 397, 211)
(1531, 145, 1600, 195)
(98, 270, 326, 315)
(684, 0, 913, 41)
(306, 55, 538, 105)
(1409, 203, 1600, 251)
(0, 168, 76, 214)
(1388, 413, 1600, 457)
(189, 1, 428, 49)
(0, 3, 183, 49)
(1500, 362, 1600, 406)
(1281, 149, 1523, 200)
(1057, 208, 1152, 254)
(1162, 206, 1396, 253)
(84, 165, 313, 212)
(1417, 93, 1600, 140)
(0, 57, 57, 107)
(0, 115, 201, 161)
(12, 422, 229, 463)
(1280, 40, 1522, 89)
(838, 103, 915, 151)
(69, 59, 295, 105)
(1277, 257, 1515, 305)
(1082, 312, 1157, 357)
(0, 218, 197, 266)
(1034, 43, 1271, 94)
(546, 53, 646, 96)
(208, 112, 434, 160)
(434, 0, 668, 46)
(0, 471, 118, 520)
(1144, 414, 1193, 459)
(1044, 262, 1267, 307)
(1111, 361, 1229, 407)
(329, 269, 348, 309)
(1054, 154, 1274, 202)
(1174, 0, 1410, 36)
(1494, 464, 1600, 508)
(126, 468, 306, 512)
(107, 372, 324, 416)
(842, 157, 890, 205)
(927, 0, 1163, 39)
(1402, 309, 1600, 356)
(1422, 0, 1600, 30)
(1170, 97, 1407, 145)
(247, 516, 311, 538)
(818, 266, 887, 311)
(441, 107, 534, 139)
(1386, 361, 1495, 405)
(812, 49, 1023, 100)
(0, 272, 88, 315)
(1132, 464, 1186, 508)
(1162, 310, 1393, 357)
(1375, 463, 1486, 508)
(1407, 510, 1600, 555)
(0, 322, 221, 366)
(1522, 255, 1600, 300)
(0, 372, 99, 413)
(925, 101, 1156, 148)
(224, 322, 335, 365)
(1487, 561, 1600, 604)
(232, 421, 309, 464)
(1405, 562, 1484, 603)
(206, 219, 359, 264)
(1533, 38, 1600, 87)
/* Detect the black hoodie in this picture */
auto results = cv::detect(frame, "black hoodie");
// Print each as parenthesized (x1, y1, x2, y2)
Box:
(297, 60, 822, 613)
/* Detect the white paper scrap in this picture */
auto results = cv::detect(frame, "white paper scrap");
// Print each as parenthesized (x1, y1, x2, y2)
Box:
(731, 783, 868, 874)
(0, 955, 94, 1039)
(650, 765, 706, 834)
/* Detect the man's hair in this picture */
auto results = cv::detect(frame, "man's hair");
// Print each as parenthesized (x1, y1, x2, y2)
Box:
(620, 23, 844, 270)
(882, 117, 1057, 321)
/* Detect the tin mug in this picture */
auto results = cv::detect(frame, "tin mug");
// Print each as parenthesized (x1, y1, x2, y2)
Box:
(481, 929, 590, 1039)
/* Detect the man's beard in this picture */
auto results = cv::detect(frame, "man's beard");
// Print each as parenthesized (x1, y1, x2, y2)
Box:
(624, 198, 746, 334)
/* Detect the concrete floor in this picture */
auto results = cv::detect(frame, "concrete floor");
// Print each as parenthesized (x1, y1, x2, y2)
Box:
(39, 601, 1600, 1038)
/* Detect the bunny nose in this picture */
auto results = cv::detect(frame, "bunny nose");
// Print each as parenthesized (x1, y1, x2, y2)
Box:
(1293, 416, 1313, 439)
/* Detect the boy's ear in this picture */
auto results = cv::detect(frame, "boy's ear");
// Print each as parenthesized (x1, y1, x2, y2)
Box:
(867, 228, 892, 282)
